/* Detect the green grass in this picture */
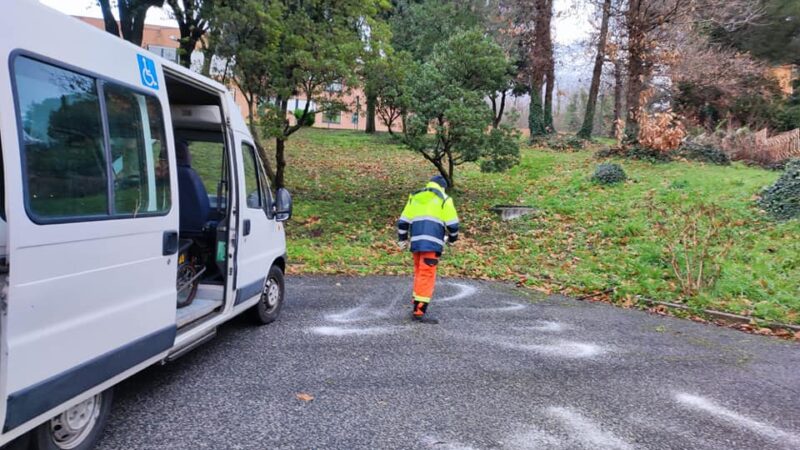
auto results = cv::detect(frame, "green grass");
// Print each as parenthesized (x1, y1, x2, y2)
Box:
(267, 128, 800, 325)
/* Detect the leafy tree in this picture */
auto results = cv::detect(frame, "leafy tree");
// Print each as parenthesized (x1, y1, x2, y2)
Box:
(402, 29, 519, 187)
(214, 0, 388, 188)
(97, 0, 165, 46)
(365, 51, 413, 135)
(390, 0, 485, 62)
(165, 0, 213, 68)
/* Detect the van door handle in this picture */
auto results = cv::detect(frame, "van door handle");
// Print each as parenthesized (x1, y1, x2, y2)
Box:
(163, 230, 179, 255)
(243, 219, 251, 236)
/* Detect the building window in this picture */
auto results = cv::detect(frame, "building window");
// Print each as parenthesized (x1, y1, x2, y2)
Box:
(147, 45, 178, 63)
(326, 82, 343, 93)
(323, 111, 341, 124)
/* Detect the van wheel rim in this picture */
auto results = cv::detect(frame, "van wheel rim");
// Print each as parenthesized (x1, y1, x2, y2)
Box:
(50, 394, 101, 449)
(263, 277, 280, 311)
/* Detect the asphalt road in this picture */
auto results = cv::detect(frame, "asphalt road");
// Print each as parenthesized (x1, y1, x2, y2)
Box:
(96, 276, 800, 450)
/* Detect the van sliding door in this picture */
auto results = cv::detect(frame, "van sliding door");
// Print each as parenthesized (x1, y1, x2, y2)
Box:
(3, 55, 179, 431)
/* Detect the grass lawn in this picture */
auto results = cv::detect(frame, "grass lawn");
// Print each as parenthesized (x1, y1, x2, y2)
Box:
(274, 128, 800, 325)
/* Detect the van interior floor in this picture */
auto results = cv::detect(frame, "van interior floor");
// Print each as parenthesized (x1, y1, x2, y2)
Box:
(177, 285, 224, 329)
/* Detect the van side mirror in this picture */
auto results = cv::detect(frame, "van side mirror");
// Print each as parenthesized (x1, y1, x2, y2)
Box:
(274, 188, 292, 222)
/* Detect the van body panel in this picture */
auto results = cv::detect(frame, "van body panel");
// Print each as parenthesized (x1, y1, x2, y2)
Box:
(0, 1, 287, 444)
(0, 0, 182, 435)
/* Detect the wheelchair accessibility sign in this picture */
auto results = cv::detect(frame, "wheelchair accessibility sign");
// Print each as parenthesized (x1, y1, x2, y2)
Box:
(137, 54, 159, 90)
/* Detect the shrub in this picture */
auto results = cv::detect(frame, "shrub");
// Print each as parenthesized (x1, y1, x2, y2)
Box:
(758, 159, 800, 220)
(638, 110, 686, 153)
(649, 203, 734, 297)
(592, 163, 627, 185)
(675, 142, 731, 165)
(294, 109, 316, 127)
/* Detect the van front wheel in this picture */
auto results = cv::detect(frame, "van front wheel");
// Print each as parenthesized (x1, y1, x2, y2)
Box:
(33, 388, 113, 450)
(251, 265, 284, 325)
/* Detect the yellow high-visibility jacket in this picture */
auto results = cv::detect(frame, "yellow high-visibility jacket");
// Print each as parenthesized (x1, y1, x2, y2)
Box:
(397, 181, 459, 254)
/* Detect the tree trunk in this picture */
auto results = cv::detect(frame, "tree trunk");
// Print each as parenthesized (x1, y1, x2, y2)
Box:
(201, 39, 215, 77)
(542, 0, 555, 134)
(611, 55, 624, 138)
(179, 39, 194, 68)
(492, 91, 507, 128)
(365, 93, 377, 133)
(274, 99, 290, 189)
(529, 80, 546, 138)
(624, 0, 646, 143)
(578, 0, 612, 140)
(275, 138, 287, 189)
(544, 65, 555, 134)
(98, 0, 120, 37)
(528, 0, 551, 139)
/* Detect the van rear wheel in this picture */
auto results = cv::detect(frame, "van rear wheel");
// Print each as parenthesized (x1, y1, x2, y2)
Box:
(32, 388, 113, 450)
(251, 265, 284, 325)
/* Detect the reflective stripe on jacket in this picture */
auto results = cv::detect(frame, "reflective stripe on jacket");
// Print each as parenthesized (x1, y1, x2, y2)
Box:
(397, 182, 459, 254)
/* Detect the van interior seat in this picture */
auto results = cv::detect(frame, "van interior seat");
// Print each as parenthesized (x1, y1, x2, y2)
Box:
(176, 141, 217, 237)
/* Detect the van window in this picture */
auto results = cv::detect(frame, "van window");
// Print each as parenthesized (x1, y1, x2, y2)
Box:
(12, 56, 170, 221)
(14, 57, 108, 218)
(104, 83, 170, 214)
(242, 143, 261, 209)
(257, 156, 274, 219)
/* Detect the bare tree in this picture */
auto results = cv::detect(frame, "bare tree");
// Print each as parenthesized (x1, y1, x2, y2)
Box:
(578, 0, 613, 139)
(97, 0, 165, 46)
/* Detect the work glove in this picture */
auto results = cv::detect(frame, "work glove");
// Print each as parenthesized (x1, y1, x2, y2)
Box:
(396, 240, 408, 250)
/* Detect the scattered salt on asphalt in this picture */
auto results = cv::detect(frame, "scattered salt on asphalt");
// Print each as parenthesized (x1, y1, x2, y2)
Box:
(307, 325, 399, 336)
(674, 392, 800, 448)
(546, 406, 635, 450)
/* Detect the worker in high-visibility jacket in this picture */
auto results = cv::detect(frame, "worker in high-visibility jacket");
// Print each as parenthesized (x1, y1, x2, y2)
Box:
(396, 175, 459, 324)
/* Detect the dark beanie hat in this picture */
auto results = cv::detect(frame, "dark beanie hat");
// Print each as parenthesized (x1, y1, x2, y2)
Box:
(430, 175, 448, 189)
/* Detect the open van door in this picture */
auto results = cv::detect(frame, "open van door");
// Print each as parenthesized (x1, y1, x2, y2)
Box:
(232, 133, 287, 318)
(2, 54, 179, 434)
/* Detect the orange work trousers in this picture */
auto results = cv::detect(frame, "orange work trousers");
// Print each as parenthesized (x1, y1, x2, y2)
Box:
(413, 251, 439, 303)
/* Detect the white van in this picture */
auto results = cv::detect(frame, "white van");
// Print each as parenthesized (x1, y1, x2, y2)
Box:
(0, 2, 292, 448)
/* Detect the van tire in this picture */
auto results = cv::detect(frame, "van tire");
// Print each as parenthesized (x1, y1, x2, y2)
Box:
(251, 265, 284, 325)
(31, 388, 113, 450)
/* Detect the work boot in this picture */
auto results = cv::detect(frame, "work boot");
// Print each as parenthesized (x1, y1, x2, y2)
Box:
(412, 314, 440, 324)
(411, 301, 438, 324)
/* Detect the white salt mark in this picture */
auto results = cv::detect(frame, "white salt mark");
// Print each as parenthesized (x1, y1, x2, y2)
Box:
(324, 305, 390, 323)
(420, 435, 478, 450)
(547, 407, 634, 450)
(481, 302, 526, 312)
(519, 321, 568, 332)
(325, 305, 368, 323)
(437, 282, 478, 302)
(506, 426, 563, 449)
(308, 326, 395, 337)
(674, 392, 800, 447)
(499, 340, 607, 358)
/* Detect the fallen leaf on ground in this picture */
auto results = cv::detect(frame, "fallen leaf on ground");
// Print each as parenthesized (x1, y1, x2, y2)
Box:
(296, 392, 315, 402)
